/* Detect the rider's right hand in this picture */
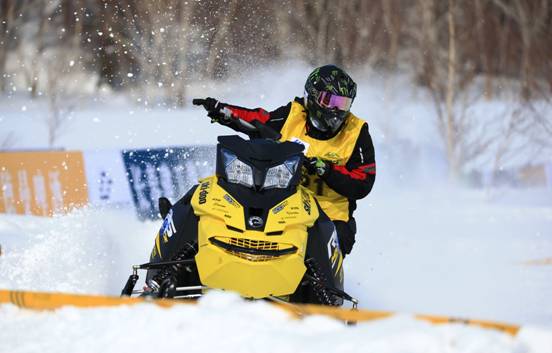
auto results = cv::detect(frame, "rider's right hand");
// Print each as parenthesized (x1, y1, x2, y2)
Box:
(192, 97, 232, 124)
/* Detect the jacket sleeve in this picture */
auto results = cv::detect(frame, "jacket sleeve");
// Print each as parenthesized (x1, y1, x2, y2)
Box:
(221, 102, 292, 136)
(321, 123, 376, 200)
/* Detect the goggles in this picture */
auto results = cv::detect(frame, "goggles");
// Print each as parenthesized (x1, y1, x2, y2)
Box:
(306, 90, 353, 112)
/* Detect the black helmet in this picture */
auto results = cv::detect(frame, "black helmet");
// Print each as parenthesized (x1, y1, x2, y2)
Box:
(304, 65, 357, 136)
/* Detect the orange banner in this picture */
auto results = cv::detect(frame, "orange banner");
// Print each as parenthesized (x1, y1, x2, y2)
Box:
(0, 289, 520, 336)
(0, 151, 88, 216)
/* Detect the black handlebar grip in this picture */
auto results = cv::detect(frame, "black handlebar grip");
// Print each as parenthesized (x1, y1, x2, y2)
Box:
(192, 99, 205, 106)
(252, 120, 282, 140)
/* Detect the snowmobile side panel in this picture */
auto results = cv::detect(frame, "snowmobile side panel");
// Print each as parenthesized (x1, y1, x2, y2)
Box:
(305, 209, 344, 291)
(191, 176, 246, 231)
(263, 186, 319, 232)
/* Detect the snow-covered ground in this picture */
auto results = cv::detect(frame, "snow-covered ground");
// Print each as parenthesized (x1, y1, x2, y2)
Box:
(1, 64, 552, 352)
(1, 189, 552, 353)
(2, 291, 552, 353)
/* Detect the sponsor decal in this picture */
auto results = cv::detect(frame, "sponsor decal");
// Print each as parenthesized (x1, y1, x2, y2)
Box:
(248, 216, 264, 229)
(198, 181, 210, 204)
(323, 151, 341, 162)
(327, 228, 340, 266)
(272, 200, 288, 214)
(301, 190, 311, 215)
(223, 193, 239, 208)
(159, 209, 176, 242)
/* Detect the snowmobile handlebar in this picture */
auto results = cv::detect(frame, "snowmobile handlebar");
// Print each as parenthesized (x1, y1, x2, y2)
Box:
(191, 98, 208, 106)
(246, 120, 282, 140)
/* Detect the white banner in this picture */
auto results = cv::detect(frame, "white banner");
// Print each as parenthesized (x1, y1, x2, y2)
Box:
(82, 150, 133, 206)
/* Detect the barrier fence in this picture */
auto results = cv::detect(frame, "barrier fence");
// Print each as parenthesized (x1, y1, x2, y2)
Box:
(0, 146, 215, 219)
(1, 147, 551, 219)
(122, 145, 214, 219)
(0, 289, 520, 336)
(0, 151, 88, 216)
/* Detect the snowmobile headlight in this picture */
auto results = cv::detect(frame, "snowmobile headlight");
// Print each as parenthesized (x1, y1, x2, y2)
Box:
(263, 156, 301, 189)
(223, 149, 254, 188)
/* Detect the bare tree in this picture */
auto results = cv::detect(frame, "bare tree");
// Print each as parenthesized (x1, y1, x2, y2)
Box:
(17, 0, 56, 98)
(108, 0, 196, 106)
(444, 0, 458, 177)
(205, 0, 239, 79)
(0, 0, 37, 92)
(474, 0, 493, 98)
(492, 0, 549, 100)
(43, 52, 75, 148)
(426, 0, 495, 179)
(381, 0, 400, 70)
(45, 87, 73, 149)
(414, 0, 440, 88)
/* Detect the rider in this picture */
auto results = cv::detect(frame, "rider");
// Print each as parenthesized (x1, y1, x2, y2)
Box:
(194, 65, 376, 256)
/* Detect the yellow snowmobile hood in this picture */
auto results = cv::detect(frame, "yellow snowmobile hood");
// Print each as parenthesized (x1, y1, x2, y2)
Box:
(191, 176, 319, 298)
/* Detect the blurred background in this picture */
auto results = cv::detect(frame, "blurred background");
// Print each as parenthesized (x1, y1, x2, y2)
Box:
(1, 0, 551, 184)
(1, 0, 552, 329)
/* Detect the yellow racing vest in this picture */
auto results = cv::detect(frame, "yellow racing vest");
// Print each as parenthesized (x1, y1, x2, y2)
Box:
(279, 101, 365, 222)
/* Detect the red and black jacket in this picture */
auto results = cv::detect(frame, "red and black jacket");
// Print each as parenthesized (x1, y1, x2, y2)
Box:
(221, 97, 376, 216)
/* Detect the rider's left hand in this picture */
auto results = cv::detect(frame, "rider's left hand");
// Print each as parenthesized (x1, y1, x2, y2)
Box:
(305, 157, 330, 177)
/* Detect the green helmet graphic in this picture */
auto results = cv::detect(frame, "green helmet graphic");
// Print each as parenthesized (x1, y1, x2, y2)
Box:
(304, 65, 357, 135)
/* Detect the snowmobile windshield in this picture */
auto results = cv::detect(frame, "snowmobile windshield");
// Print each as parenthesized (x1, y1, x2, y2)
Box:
(222, 148, 300, 190)
(216, 136, 304, 191)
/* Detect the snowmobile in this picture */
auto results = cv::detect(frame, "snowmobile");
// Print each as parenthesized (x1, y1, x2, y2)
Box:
(121, 115, 358, 307)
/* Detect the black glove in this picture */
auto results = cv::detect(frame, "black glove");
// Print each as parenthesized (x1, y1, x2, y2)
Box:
(334, 219, 356, 256)
(337, 228, 355, 256)
(192, 97, 232, 124)
(305, 157, 330, 177)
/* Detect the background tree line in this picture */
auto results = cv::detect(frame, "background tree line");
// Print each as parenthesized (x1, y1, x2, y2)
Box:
(2, 0, 551, 102)
(1, 0, 551, 177)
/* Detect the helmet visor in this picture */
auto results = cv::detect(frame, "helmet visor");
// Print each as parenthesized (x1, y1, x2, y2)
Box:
(317, 91, 353, 111)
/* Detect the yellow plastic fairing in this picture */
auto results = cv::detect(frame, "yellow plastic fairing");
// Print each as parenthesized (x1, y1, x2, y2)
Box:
(191, 176, 318, 298)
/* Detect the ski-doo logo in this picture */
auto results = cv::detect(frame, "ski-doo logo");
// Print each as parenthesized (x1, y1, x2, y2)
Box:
(198, 181, 210, 204)
(248, 216, 264, 229)
(301, 190, 311, 215)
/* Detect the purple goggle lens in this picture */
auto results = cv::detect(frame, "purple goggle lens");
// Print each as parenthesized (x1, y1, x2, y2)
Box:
(317, 91, 353, 111)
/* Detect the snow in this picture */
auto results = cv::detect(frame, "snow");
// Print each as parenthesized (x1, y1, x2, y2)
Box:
(348, 188, 552, 326)
(1, 189, 551, 352)
(2, 293, 547, 353)
(1, 63, 552, 352)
